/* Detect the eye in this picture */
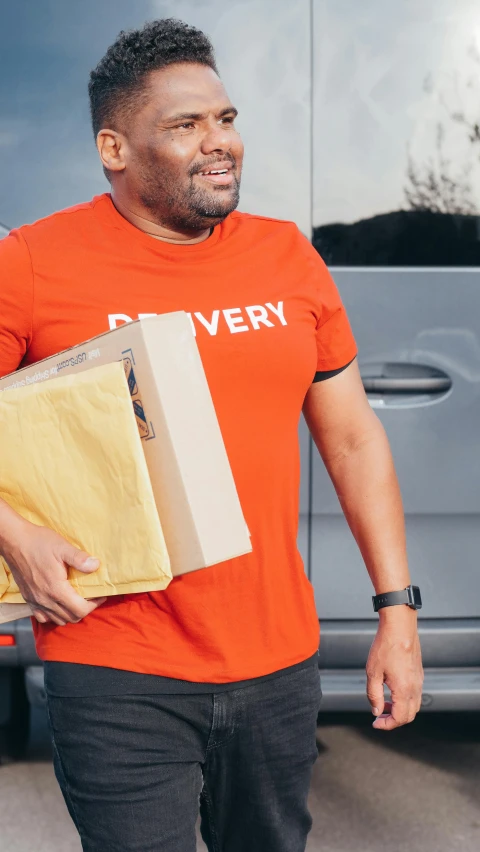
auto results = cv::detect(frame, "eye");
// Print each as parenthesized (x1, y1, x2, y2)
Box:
(178, 122, 195, 130)
(220, 116, 235, 125)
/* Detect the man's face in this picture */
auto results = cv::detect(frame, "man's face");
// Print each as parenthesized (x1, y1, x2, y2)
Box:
(116, 63, 244, 230)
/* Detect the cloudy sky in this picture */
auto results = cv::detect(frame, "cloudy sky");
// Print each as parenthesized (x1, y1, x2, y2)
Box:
(1, 0, 479, 232)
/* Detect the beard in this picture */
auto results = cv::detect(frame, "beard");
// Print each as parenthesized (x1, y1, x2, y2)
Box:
(136, 153, 241, 231)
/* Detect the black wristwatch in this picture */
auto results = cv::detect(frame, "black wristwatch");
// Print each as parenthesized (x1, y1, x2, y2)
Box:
(372, 584, 422, 613)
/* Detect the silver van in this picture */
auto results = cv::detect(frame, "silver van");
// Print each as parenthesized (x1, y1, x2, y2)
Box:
(1, 0, 479, 758)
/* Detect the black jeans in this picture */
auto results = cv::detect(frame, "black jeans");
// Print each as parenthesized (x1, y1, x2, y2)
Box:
(46, 661, 322, 852)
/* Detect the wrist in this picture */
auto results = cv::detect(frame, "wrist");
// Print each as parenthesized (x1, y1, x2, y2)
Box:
(378, 603, 417, 625)
(373, 582, 422, 614)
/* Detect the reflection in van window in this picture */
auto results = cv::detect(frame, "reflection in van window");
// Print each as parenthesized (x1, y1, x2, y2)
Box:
(313, 0, 480, 265)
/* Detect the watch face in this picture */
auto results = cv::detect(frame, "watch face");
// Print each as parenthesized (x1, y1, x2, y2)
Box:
(412, 585, 422, 609)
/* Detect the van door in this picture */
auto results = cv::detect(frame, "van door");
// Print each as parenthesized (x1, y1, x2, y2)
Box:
(311, 0, 480, 619)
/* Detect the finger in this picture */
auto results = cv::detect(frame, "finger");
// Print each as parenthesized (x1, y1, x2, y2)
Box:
(30, 585, 106, 626)
(32, 610, 49, 624)
(26, 597, 68, 625)
(366, 672, 385, 716)
(371, 699, 392, 730)
(415, 681, 424, 715)
(372, 698, 415, 731)
(52, 587, 107, 622)
(34, 606, 67, 627)
(60, 600, 106, 621)
(27, 593, 83, 624)
(28, 589, 84, 623)
(33, 596, 106, 625)
(60, 545, 101, 574)
(47, 614, 67, 627)
(51, 598, 87, 623)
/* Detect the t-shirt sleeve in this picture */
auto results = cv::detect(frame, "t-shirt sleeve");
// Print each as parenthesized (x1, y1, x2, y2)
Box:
(297, 229, 357, 377)
(0, 230, 34, 378)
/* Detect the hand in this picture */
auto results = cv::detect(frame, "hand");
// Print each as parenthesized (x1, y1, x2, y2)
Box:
(1, 517, 106, 626)
(366, 606, 424, 730)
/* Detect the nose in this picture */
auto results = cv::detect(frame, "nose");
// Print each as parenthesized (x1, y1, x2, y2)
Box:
(200, 119, 232, 155)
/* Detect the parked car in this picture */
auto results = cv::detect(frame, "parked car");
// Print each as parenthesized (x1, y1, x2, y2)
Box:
(1, 0, 479, 760)
(0, 621, 34, 759)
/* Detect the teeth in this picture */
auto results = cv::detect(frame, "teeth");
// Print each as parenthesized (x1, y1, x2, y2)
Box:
(202, 169, 228, 175)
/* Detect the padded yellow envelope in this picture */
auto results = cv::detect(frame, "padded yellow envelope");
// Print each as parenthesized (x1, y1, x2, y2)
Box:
(0, 362, 172, 604)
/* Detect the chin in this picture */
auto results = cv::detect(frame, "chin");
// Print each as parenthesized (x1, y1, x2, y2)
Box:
(189, 182, 240, 221)
(200, 210, 233, 226)
(195, 196, 240, 223)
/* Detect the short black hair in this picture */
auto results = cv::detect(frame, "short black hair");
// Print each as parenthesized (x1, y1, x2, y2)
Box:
(88, 18, 218, 137)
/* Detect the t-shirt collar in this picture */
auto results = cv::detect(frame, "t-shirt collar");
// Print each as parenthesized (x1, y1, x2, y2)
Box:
(93, 193, 226, 257)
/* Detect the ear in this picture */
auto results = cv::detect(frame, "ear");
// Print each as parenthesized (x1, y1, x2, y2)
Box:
(96, 129, 127, 173)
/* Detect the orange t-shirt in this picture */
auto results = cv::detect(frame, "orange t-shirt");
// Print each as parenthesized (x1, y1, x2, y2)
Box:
(0, 194, 357, 682)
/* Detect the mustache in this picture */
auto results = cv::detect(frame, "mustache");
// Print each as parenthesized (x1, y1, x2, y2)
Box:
(189, 153, 236, 177)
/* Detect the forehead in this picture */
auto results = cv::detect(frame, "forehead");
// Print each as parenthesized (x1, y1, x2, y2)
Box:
(143, 63, 232, 119)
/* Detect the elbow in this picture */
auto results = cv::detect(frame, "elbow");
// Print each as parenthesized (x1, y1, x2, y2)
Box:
(325, 413, 387, 469)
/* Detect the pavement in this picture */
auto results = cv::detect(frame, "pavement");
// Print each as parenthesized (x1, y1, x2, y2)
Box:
(1, 708, 479, 851)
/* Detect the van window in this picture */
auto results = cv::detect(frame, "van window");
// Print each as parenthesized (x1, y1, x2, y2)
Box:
(0, 1, 154, 229)
(312, 0, 480, 266)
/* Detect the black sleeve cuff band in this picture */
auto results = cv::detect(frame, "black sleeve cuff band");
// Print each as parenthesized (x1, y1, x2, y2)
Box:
(312, 356, 356, 383)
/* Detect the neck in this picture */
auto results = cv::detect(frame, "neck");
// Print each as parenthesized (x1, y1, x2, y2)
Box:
(111, 192, 212, 245)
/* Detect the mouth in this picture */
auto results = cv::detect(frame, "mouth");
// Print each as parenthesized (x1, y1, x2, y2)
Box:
(195, 163, 235, 186)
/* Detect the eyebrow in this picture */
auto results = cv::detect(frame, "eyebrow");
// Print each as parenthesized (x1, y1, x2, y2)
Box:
(163, 106, 238, 124)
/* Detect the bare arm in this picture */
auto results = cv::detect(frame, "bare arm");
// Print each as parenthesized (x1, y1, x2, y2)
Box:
(303, 359, 423, 729)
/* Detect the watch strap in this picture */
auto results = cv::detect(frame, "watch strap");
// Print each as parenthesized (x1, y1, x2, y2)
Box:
(372, 589, 410, 612)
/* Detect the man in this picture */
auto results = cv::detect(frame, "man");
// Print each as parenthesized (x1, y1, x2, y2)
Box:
(0, 18, 423, 852)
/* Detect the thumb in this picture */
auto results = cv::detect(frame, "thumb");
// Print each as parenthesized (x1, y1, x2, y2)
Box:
(61, 545, 100, 574)
(366, 670, 385, 717)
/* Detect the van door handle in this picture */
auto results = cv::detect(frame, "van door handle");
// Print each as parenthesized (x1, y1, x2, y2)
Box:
(361, 363, 452, 395)
(362, 376, 451, 393)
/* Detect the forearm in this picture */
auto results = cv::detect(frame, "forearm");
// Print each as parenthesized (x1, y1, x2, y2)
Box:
(303, 363, 423, 727)
(320, 419, 410, 597)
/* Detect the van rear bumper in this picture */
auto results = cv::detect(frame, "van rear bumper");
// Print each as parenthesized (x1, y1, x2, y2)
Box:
(317, 618, 480, 712)
(319, 618, 480, 669)
(318, 667, 480, 712)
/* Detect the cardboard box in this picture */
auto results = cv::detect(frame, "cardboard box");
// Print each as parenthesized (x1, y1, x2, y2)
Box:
(0, 312, 252, 584)
(0, 602, 35, 623)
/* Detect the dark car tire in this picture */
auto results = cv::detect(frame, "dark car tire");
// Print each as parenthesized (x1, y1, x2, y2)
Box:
(0, 669, 31, 761)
